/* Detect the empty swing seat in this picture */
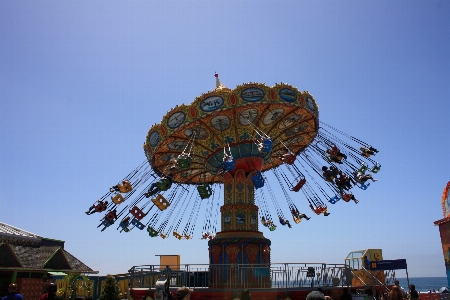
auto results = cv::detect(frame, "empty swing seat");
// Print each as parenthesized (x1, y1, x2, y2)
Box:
(178, 156, 192, 169)
(359, 182, 370, 190)
(292, 179, 306, 192)
(130, 206, 145, 220)
(329, 195, 341, 204)
(370, 163, 381, 173)
(284, 154, 296, 165)
(197, 184, 212, 199)
(358, 164, 368, 173)
(173, 231, 183, 240)
(131, 218, 145, 230)
(152, 194, 171, 211)
(261, 139, 272, 152)
(147, 226, 159, 237)
(223, 159, 235, 171)
(252, 172, 265, 189)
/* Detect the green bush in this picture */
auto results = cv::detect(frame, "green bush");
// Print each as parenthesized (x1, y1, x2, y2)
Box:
(99, 275, 120, 300)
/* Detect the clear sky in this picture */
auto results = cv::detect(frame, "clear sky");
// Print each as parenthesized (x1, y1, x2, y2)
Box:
(1, 1, 449, 278)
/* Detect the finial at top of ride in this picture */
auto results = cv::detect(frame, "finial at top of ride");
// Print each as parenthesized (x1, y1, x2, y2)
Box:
(214, 73, 228, 91)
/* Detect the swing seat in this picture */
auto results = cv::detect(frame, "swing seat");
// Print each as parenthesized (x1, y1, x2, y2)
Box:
(293, 217, 301, 224)
(261, 139, 272, 152)
(252, 172, 265, 189)
(269, 225, 276, 231)
(358, 164, 368, 173)
(284, 154, 296, 165)
(184, 233, 191, 240)
(359, 182, 370, 190)
(105, 211, 117, 221)
(131, 218, 145, 230)
(100, 218, 113, 227)
(130, 206, 146, 220)
(117, 181, 132, 193)
(95, 204, 107, 212)
(111, 193, 125, 205)
(223, 160, 235, 171)
(152, 194, 171, 211)
(313, 208, 321, 215)
(120, 216, 130, 227)
(178, 156, 192, 169)
(173, 231, 183, 240)
(156, 178, 172, 191)
(342, 193, 353, 202)
(329, 147, 339, 157)
(147, 226, 159, 237)
(329, 195, 341, 204)
(197, 184, 212, 199)
(291, 179, 306, 192)
(160, 233, 167, 239)
(370, 163, 381, 173)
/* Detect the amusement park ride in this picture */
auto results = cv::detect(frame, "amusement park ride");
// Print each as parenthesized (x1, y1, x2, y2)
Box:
(86, 74, 381, 285)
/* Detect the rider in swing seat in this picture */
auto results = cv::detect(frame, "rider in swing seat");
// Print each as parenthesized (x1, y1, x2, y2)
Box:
(335, 173, 354, 191)
(261, 216, 275, 227)
(310, 204, 330, 216)
(341, 192, 359, 204)
(360, 146, 378, 158)
(291, 208, 311, 220)
(322, 166, 340, 182)
(353, 171, 377, 185)
(279, 148, 296, 165)
(327, 145, 347, 164)
(278, 216, 292, 228)
(110, 180, 132, 193)
(86, 200, 108, 215)
(144, 174, 173, 198)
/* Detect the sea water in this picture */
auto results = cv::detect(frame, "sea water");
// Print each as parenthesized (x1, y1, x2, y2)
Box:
(396, 277, 448, 292)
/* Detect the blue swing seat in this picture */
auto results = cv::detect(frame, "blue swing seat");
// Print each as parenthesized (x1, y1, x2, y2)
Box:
(329, 195, 341, 204)
(131, 218, 145, 230)
(358, 182, 370, 190)
(252, 172, 265, 189)
(223, 159, 235, 171)
(261, 138, 273, 152)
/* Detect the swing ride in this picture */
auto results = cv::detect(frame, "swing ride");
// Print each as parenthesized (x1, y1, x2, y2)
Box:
(86, 74, 381, 287)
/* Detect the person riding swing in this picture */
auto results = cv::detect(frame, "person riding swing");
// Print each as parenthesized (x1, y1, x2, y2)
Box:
(145, 174, 173, 198)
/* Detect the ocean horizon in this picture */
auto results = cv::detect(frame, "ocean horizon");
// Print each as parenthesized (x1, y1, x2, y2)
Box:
(396, 277, 448, 292)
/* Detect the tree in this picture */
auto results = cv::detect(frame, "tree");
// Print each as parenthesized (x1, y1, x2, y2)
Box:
(99, 275, 120, 300)
(59, 273, 81, 300)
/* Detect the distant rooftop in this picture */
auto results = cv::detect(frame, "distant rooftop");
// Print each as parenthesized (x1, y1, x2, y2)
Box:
(0, 222, 97, 274)
(0, 222, 43, 244)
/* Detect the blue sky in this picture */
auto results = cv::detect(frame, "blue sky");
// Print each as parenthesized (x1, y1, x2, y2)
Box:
(1, 1, 449, 277)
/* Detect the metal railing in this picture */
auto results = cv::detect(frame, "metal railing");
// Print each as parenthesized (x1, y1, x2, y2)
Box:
(128, 263, 351, 290)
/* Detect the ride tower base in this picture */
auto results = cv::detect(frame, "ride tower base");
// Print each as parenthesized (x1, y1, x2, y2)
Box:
(208, 167, 271, 289)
